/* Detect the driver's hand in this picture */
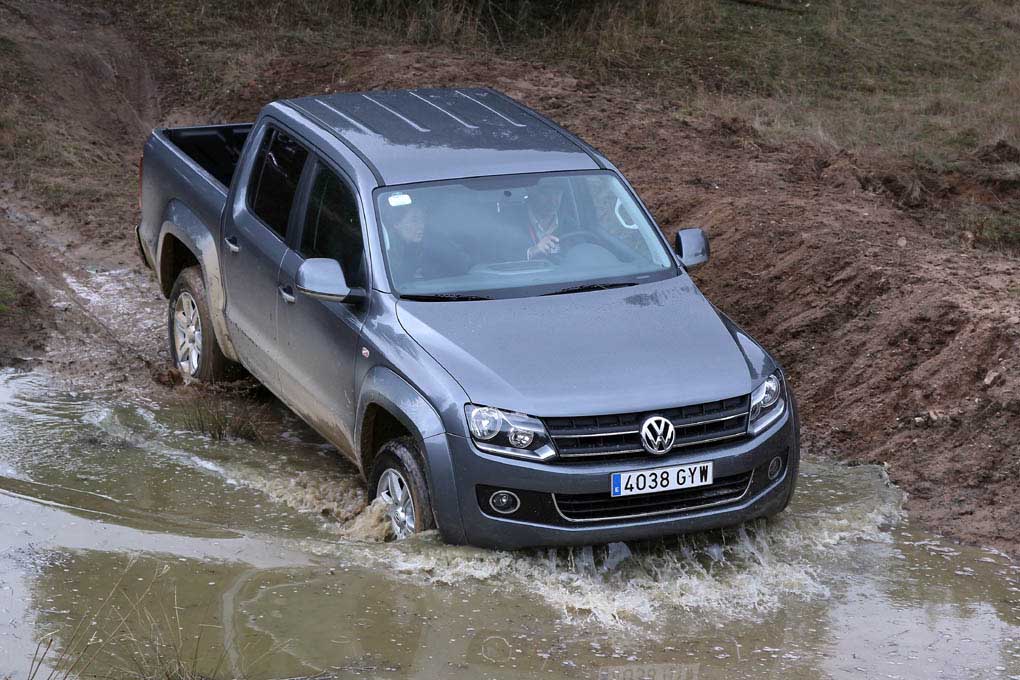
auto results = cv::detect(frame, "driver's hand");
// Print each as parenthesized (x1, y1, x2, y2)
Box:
(528, 235, 559, 259)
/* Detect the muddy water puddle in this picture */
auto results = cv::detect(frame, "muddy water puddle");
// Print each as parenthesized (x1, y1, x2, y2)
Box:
(2, 368, 1019, 679)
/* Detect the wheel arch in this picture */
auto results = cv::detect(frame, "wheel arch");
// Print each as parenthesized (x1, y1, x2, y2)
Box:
(156, 199, 238, 361)
(355, 366, 444, 477)
(355, 366, 466, 543)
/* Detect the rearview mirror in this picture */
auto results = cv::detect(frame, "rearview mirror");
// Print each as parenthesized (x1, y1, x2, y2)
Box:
(296, 258, 364, 303)
(674, 228, 710, 269)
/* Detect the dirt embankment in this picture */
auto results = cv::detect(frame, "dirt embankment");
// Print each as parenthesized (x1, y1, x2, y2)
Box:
(1, 2, 1018, 553)
(0, 0, 165, 386)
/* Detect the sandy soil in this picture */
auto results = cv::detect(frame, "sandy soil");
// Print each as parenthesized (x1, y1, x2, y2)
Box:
(1, 4, 1018, 553)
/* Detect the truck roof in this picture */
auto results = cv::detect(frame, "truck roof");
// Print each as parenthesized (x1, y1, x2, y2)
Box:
(284, 88, 603, 186)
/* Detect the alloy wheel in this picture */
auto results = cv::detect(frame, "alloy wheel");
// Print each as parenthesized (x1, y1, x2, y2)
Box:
(377, 468, 416, 539)
(172, 292, 202, 376)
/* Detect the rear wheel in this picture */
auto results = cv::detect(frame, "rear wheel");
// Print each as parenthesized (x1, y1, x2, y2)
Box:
(370, 437, 435, 540)
(167, 266, 228, 382)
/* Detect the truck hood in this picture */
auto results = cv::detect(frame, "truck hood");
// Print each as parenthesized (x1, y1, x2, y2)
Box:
(395, 275, 773, 417)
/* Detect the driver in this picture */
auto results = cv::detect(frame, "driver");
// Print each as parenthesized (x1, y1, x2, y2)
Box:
(382, 198, 471, 284)
(523, 184, 566, 260)
(382, 202, 428, 281)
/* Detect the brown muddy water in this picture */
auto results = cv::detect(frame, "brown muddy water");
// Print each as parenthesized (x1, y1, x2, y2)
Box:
(1, 368, 1019, 679)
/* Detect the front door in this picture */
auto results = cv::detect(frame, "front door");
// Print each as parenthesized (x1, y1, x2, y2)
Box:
(221, 125, 310, 387)
(277, 159, 369, 457)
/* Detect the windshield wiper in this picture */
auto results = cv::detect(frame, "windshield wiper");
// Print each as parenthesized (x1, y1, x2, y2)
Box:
(541, 282, 637, 297)
(400, 293, 493, 302)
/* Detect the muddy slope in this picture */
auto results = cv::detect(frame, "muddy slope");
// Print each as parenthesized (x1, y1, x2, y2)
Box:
(0, 0, 163, 382)
(0, 0, 1018, 554)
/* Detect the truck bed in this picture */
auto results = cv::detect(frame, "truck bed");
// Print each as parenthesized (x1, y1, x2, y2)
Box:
(137, 122, 252, 278)
(164, 123, 252, 187)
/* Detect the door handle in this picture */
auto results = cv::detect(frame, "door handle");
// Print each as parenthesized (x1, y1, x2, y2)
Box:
(224, 236, 240, 253)
(279, 286, 296, 304)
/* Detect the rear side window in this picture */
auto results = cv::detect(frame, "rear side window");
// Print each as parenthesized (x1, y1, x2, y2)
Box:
(249, 127, 308, 239)
(299, 164, 366, 288)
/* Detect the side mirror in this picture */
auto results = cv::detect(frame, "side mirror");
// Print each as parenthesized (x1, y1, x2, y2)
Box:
(296, 258, 364, 303)
(675, 228, 710, 269)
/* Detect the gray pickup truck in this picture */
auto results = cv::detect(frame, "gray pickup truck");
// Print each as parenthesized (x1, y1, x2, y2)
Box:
(137, 88, 799, 549)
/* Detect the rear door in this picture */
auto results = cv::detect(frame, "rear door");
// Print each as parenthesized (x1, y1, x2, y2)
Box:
(221, 124, 310, 387)
(277, 158, 369, 458)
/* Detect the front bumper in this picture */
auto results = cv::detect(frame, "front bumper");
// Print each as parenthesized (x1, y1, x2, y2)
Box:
(429, 403, 799, 550)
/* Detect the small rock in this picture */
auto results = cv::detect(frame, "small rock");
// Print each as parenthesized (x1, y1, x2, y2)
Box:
(984, 370, 1001, 386)
(51, 301, 71, 311)
(896, 236, 907, 247)
(1007, 316, 1020, 325)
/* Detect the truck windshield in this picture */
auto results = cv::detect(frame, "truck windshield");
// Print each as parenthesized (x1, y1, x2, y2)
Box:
(375, 171, 676, 299)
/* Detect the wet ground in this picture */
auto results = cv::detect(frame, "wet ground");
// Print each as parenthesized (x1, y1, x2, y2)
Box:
(1, 368, 1020, 680)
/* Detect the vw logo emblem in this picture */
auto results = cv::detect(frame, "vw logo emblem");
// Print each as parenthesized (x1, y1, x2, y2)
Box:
(640, 415, 676, 455)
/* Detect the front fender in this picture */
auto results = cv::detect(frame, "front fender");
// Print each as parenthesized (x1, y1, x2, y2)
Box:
(356, 366, 466, 543)
(157, 200, 238, 361)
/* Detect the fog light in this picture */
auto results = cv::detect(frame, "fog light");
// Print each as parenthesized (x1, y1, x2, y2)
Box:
(768, 457, 783, 480)
(489, 490, 520, 515)
(507, 427, 534, 449)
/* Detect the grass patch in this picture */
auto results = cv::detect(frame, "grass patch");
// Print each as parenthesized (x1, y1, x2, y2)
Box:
(3, 0, 1011, 252)
(111, 1, 1019, 227)
(0, 4, 138, 227)
(175, 395, 267, 442)
(0, 267, 18, 314)
(957, 202, 1020, 251)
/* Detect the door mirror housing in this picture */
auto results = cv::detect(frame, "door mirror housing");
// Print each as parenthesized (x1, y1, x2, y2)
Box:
(674, 228, 710, 270)
(296, 258, 364, 303)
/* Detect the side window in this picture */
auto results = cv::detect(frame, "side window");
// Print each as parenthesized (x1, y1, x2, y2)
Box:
(299, 164, 366, 289)
(249, 127, 309, 239)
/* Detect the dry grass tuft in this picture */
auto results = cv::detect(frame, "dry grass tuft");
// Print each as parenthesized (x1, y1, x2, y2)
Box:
(176, 395, 267, 442)
(23, 560, 284, 680)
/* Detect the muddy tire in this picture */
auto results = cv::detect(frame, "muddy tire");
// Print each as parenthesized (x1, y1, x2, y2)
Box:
(370, 437, 435, 540)
(167, 266, 228, 382)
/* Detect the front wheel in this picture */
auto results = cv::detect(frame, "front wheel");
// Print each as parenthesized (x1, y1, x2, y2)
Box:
(370, 437, 435, 540)
(167, 266, 228, 382)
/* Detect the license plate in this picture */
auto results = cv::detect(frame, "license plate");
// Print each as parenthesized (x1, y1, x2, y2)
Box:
(611, 462, 713, 498)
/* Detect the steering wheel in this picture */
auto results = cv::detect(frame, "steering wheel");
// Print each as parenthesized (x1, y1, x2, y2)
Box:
(555, 230, 601, 250)
(529, 230, 603, 264)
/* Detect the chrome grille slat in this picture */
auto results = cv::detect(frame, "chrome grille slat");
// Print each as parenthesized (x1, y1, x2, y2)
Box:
(545, 395, 750, 462)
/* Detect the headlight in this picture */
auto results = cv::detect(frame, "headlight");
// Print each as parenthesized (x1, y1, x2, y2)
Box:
(465, 404, 556, 461)
(748, 371, 786, 435)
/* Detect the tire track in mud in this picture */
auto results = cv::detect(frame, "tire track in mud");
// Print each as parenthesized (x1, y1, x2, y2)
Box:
(1, 194, 164, 385)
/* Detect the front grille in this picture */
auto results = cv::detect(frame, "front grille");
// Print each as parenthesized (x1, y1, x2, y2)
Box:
(545, 395, 750, 462)
(552, 469, 753, 523)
